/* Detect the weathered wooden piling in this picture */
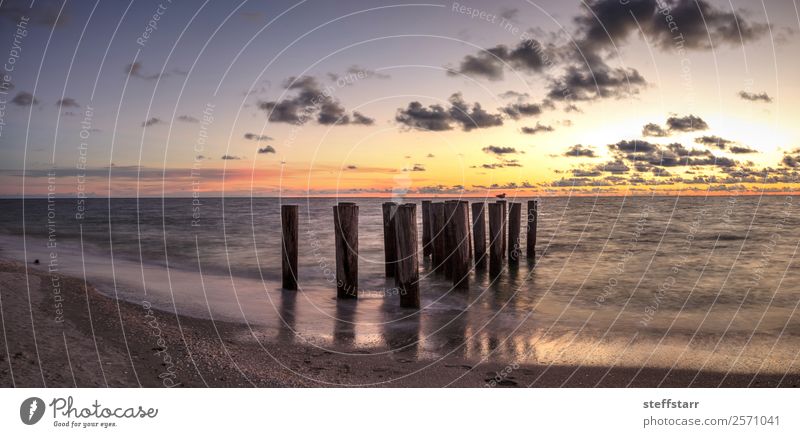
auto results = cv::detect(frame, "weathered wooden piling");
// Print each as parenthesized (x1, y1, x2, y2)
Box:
(451, 201, 471, 289)
(488, 203, 504, 276)
(281, 205, 299, 290)
(508, 202, 521, 263)
(431, 202, 446, 273)
(382, 202, 398, 277)
(394, 203, 420, 308)
(443, 200, 457, 279)
(460, 200, 473, 263)
(471, 202, 487, 269)
(526, 200, 538, 260)
(496, 200, 507, 258)
(333, 202, 358, 299)
(421, 200, 432, 258)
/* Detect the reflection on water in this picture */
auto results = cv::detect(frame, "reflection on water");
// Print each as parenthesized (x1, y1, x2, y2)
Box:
(1, 196, 799, 373)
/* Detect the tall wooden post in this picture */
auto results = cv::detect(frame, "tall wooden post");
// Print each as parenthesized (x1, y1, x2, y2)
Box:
(472, 202, 487, 269)
(421, 200, 432, 258)
(431, 202, 445, 273)
(508, 202, 521, 263)
(443, 201, 457, 279)
(460, 200, 472, 263)
(281, 205, 298, 290)
(333, 202, 358, 299)
(451, 201, 471, 289)
(382, 202, 398, 277)
(489, 203, 503, 277)
(527, 200, 538, 260)
(394, 204, 420, 308)
(496, 200, 507, 258)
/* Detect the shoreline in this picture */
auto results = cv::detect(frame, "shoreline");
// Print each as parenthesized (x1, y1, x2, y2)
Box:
(1, 259, 798, 388)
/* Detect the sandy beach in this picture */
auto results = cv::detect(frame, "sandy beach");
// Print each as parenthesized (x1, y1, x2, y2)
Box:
(0, 259, 796, 388)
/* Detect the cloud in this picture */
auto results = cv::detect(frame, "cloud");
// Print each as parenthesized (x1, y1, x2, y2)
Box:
(694, 135, 732, 149)
(177, 115, 199, 123)
(642, 123, 668, 137)
(396, 93, 504, 132)
(426, 153, 435, 158)
(345, 165, 358, 170)
(258, 76, 373, 126)
(500, 90, 529, 100)
(728, 146, 757, 154)
(609, 138, 738, 169)
(244, 133, 273, 141)
(221, 155, 242, 160)
(11, 92, 38, 106)
(521, 122, 554, 135)
(738, 91, 772, 103)
(547, 64, 647, 101)
(142, 118, 162, 127)
(564, 144, 596, 157)
(449, 93, 503, 130)
(448, 39, 548, 80)
(666, 114, 708, 132)
(500, 102, 543, 119)
(395, 102, 452, 131)
(406, 164, 425, 172)
(351, 111, 375, 125)
(56, 97, 80, 108)
(125, 62, 166, 80)
(574, 0, 767, 52)
(257, 146, 276, 154)
(482, 145, 519, 155)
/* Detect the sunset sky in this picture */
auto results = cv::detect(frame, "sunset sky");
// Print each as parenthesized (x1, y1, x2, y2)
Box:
(1, 0, 799, 197)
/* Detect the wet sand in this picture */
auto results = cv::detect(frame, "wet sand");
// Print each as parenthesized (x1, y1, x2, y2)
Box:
(1, 260, 797, 388)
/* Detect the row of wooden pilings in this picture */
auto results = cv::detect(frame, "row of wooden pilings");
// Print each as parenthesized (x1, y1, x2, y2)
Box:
(279, 199, 538, 308)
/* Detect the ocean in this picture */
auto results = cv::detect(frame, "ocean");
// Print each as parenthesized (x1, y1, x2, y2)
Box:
(1, 195, 798, 377)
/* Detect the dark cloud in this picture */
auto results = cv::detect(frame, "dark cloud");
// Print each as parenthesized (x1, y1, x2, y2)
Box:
(257, 146, 276, 154)
(448, 39, 548, 80)
(666, 114, 708, 132)
(125, 62, 165, 80)
(499, 90, 529, 100)
(781, 149, 800, 168)
(609, 138, 738, 169)
(177, 115, 199, 123)
(547, 64, 647, 101)
(56, 98, 80, 108)
(521, 122, 554, 135)
(142, 118, 162, 127)
(564, 144, 596, 157)
(642, 123, 668, 137)
(426, 153, 435, 158)
(728, 146, 757, 154)
(244, 133, 273, 141)
(738, 91, 772, 103)
(482, 145, 519, 155)
(351, 111, 375, 126)
(575, 0, 767, 52)
(11, 92, 38, 106)
(694, 135, 732, 149)
(500, 102, 543, 119)
(258, 76, 373, 126)
(345, 165, 358, 170)
(406, 164, 425, 172)
(396, 93, 503, 132)
(221, 155, 242, 160)
(448, 93, 504, 130)
(395, 102, 452, 131)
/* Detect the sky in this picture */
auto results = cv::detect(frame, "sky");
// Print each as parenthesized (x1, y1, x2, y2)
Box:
(1, 0, 799, 197)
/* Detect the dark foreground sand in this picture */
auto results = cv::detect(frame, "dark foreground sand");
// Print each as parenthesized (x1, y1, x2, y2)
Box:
(1, 260, 797, 388)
